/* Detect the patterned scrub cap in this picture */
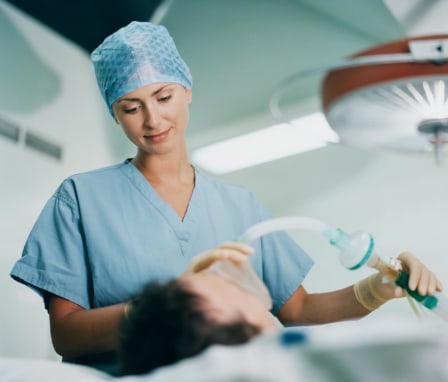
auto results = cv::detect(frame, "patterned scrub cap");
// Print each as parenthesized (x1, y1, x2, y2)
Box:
(91, 21, 192, 116)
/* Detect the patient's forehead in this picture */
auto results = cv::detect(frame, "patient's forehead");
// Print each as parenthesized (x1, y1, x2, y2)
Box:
(180, 273, 246, 320)
(180, 272, 234, 300)
(181, 271, 235, 292)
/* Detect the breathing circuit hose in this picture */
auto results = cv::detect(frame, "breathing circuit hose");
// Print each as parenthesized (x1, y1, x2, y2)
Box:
(238, 216, 331, 244)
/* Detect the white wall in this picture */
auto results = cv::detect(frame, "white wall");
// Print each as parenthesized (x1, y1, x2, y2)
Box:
(0, 1, 132, 359)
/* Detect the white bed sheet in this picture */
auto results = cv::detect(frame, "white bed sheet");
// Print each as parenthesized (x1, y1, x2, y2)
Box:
(2, 317, 448, 382)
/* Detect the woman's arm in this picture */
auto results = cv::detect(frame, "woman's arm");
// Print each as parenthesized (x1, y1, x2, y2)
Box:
(277, 284, 368, 325)
(277, 251, 442, 325)
(48, 296, 126, 359)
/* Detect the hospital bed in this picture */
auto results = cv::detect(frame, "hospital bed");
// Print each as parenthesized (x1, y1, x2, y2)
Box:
(1, 316, 447, 382)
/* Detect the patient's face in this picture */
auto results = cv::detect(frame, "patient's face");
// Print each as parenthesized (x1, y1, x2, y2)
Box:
(182, 272, 280, 332)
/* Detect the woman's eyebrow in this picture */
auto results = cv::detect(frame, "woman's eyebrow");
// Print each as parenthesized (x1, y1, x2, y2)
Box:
(117, 85, 172, 103)
(116, 98, 139, 103)
(151, 84, 172, 95)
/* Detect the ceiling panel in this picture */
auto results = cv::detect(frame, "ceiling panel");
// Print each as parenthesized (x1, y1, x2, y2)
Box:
(5, 0, 164, 52)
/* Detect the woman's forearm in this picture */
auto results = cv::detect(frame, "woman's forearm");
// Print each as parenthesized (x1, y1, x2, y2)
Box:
(300, 286, 369, 323)
(49, 295, 126, 359)
(278, 285, 369, 325)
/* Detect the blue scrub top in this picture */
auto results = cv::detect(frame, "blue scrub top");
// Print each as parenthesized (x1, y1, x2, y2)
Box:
(10, 159, 313, 371)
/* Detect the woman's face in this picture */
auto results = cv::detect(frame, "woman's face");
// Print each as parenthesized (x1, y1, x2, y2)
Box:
(112, 83, 192, 156)
(182, 272, 280, 332)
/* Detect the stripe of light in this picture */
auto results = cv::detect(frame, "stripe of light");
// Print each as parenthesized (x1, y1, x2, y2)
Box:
(191, 112, 339, 174)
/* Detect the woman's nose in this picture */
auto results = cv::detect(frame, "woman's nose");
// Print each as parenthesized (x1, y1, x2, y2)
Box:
(143, 104, 161, 127)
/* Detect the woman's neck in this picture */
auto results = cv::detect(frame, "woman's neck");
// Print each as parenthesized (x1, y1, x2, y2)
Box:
(131, 153, 194, 186)
(131, 152, 196, 221)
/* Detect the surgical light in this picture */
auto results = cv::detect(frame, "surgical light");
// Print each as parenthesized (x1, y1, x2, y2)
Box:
(270, 35, 448, 165)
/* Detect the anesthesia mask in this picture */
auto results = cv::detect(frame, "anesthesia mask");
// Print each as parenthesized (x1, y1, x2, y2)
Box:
(205, 260, 273, 310)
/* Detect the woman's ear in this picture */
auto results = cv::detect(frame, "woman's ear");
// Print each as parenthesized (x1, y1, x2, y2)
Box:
(112, 108, 119, 124)
(111, 103, 119, 124)
(185, 88, 193, 104)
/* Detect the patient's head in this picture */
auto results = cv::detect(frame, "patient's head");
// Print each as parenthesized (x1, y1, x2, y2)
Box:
(118, 276, 265, 375)
(184, 270, 279, 332)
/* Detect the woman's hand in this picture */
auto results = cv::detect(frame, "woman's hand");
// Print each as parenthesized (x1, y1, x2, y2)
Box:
(183, 242, 254, 275)
(354, 251, 443, 311)
(396, 251, 443, 296)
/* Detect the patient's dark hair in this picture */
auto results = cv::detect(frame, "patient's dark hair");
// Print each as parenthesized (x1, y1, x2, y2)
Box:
(117, 279, 260, 376)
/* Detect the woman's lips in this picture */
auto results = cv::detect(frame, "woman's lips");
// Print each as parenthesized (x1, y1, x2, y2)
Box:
(146, 129, 170, 142)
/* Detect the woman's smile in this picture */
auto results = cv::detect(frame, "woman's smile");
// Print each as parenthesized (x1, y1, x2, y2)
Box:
(145, 128, 171, 142)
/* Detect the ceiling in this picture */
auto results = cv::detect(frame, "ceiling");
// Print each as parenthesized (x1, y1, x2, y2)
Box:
(5, 0, 165, 53)
(6, 0, 448, 158)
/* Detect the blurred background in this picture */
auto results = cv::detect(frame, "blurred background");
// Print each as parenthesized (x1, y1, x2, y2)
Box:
(1, 0, 448, 360)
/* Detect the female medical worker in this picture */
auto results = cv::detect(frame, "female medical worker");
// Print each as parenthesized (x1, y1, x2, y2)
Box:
(10, 21, 442, 374)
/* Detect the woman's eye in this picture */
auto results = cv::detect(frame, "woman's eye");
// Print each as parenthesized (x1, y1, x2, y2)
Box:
(124, 106, 140, 113)
(159, 94, 172, 103)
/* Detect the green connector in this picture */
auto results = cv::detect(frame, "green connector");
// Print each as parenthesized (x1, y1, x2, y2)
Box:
(395, 272, 438, 309)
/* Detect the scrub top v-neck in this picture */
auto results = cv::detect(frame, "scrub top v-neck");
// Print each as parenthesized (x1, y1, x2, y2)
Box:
(123, 160, 200, 256)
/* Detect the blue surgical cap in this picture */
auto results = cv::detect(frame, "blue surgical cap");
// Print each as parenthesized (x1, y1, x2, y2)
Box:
(91, 21, 193, 116)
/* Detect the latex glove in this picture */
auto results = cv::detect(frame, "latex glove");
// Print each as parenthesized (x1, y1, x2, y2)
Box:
(354, 251, 443, 311)
(183, 242, 254, 275)
(397, 251, 443, 296)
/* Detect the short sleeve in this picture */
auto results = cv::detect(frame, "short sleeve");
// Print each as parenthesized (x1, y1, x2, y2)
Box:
(10, 180, 92, 309)
(259, 230, 314, 314)
(243, 196, 314, 314)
